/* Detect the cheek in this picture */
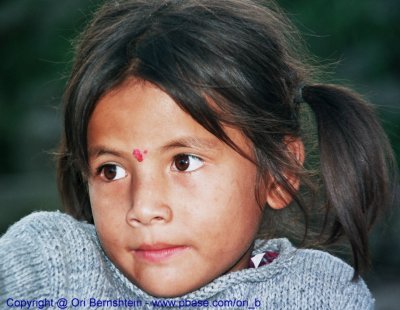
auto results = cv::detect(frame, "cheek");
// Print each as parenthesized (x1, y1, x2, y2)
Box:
(216, 172, 261, 235)
(88, 185, 131, 264)
(88, 181, 130, 237)
(180, 170, 261, 239)
(88, 180, 129, 210)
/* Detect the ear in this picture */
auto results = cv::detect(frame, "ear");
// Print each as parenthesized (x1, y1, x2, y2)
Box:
(266, 137, 305, 210)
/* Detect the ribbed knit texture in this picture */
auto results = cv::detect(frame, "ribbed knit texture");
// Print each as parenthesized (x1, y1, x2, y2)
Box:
(0, 212, 374, 309)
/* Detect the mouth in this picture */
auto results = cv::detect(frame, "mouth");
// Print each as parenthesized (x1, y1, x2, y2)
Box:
(133, 243, 189, 263)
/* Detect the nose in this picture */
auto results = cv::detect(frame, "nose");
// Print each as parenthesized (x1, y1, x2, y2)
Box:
(126, 175, 172, 227)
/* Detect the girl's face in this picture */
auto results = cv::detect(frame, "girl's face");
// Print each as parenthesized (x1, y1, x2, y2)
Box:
(87, 79, 266, 297)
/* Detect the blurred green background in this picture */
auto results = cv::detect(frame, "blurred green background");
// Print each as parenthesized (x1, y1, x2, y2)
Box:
(0, 0, 399, 308)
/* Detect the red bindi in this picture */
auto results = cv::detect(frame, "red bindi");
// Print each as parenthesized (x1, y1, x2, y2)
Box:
(133, 149, 147, 162)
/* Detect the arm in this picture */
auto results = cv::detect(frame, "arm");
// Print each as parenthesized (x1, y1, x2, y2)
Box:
(0, 213, 51, 300)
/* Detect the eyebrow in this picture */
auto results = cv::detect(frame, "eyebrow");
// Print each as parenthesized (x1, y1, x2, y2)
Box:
(88, 146, 125, 159)
(161, 136, 221, 152)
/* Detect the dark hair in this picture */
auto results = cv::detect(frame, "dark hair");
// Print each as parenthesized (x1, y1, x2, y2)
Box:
(57, 0, 398, 277)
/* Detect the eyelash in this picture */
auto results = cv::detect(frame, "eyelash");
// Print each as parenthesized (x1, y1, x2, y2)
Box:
(96, 163, 127, 181)
(171, 154, 204, 172)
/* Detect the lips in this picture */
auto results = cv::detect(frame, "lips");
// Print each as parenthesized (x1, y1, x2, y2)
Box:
(133, 243, 189, 263)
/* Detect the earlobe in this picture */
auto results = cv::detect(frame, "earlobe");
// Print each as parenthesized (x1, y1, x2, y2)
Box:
(266, 184, 292, 210)
(265, 137, 305, 210)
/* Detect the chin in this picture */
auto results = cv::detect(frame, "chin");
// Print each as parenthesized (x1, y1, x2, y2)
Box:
(130, 270, 212, 298)
(137, 281, 200, 298)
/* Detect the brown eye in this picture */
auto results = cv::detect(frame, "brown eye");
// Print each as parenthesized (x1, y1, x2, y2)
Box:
(99, 164, 126, 181)
(172, 154, 204, 172)
(174, 154, 190, 171)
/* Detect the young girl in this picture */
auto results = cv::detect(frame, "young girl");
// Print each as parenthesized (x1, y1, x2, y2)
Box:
(1, 0, 398, 308)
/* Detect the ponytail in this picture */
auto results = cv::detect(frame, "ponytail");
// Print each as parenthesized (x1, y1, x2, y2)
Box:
(302, 84, 398, 277)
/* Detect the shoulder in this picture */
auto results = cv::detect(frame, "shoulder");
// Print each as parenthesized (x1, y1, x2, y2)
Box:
(251, 239, 374, 309)
(2, 211, 94, 237)
(281, 244, 374, 309)
(0, 211, 100, 298)
(1, 211, 98, 251)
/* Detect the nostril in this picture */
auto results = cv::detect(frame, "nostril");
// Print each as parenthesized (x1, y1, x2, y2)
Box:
(147, 216, 168, 225)
(128, 218, 142, 226)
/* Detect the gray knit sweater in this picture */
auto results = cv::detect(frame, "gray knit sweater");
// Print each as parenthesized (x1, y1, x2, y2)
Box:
(0, 212, 373, 309)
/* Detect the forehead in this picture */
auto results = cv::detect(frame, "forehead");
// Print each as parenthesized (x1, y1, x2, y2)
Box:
(89, 79, 201, 134)
(87, 78, 253, 159)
